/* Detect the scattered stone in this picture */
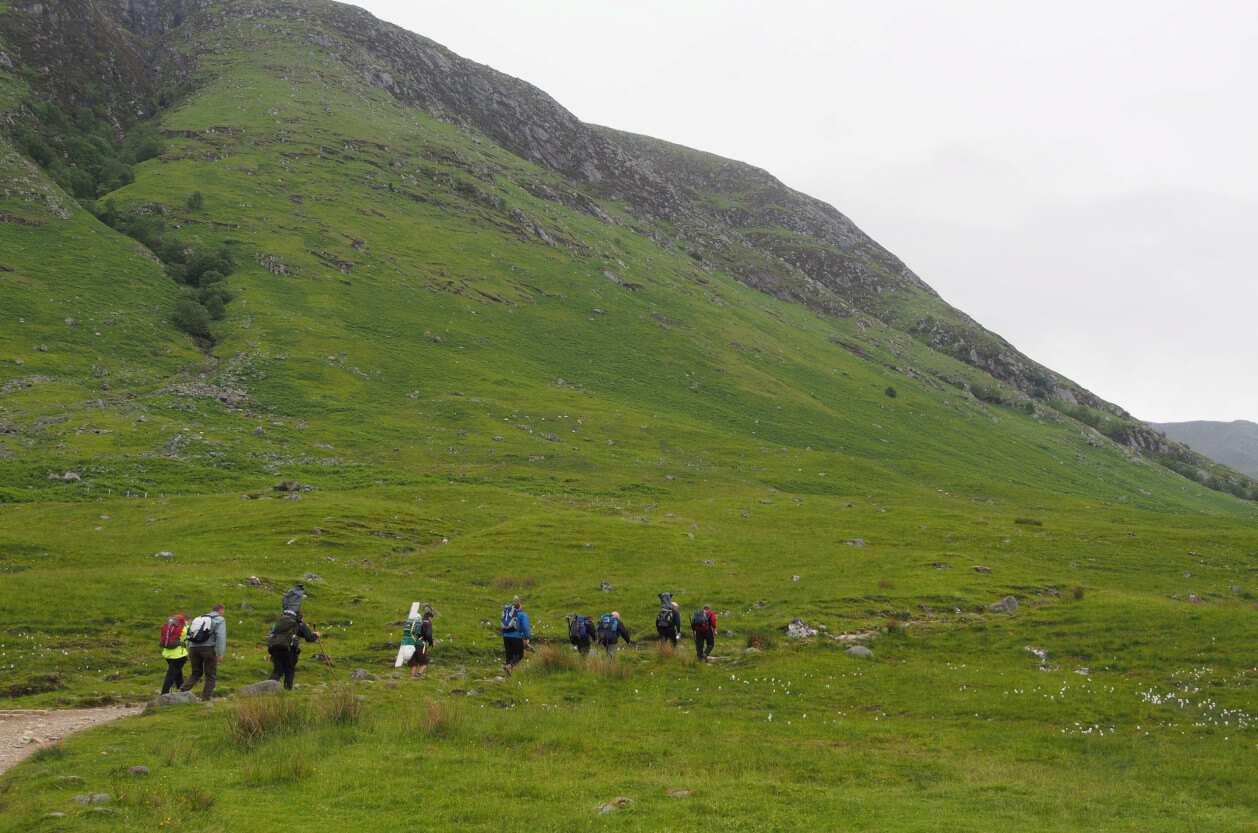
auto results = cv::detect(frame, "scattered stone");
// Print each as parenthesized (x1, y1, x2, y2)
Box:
(493, 436, 505, 442)
(846, 646, 873, 660)
(89, 794, 112, 804)
(300, 572, 324, 583)
(918, 604, 933, 613)
(599, 797, 632, 814)
(128, 766, 150, 776)
(246, 576, 262, 587)
(786, 618, 817, 638)
(254, 426, 267, 435)
(153, 550, 174, 560)
(792, 575, 800, 582)
(1074, 667, 1091, 676)
(701, 559, 716, 565)
(146, 691, 199, 707)
(932, 562, 952, 570)
(1183, 572, 1195, 578)
(1187, 593, 1205, 604)
(545, 433, 560, 442)
(988, 595, 1018, 614)
(666, 789, 693, 798)
(845, 538, 866, 546)
(34, 344, 48, 352)
(1230, 585, 1242, 592)
(46, 813, 66, 818)
(600, 581, 615, 593)
(753, 601, 769, 608)
(349, 669, 378, 681)
(240, 602, 255, 610)
(240, 680, 283, 697)
(973, 566, 992, 574)
(1024, 646, 1048, 665)
(63, 471, 81, 482)
(71, 796, 91, 805)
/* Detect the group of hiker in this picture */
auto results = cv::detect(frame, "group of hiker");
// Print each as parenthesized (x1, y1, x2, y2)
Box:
(158, 583, 322, 700)
(157, 585, 719, 697)
(500, 591, 718, 673)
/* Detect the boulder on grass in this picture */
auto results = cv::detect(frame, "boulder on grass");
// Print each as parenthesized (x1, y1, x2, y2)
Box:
(147, 691, 198, 707)
(847, 646, 873, 660)
(240, 680, 283, 697)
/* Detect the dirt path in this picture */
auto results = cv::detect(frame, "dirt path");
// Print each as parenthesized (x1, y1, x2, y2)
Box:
(0, 705, 140, 776)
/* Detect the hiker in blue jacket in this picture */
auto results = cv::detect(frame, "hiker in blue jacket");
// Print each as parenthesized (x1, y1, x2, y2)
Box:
(502, 597, 531, 674)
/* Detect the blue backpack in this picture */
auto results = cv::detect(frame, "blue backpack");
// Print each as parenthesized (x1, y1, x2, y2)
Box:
(597, 614, 618, 643)
(568, 615, 588, 643)
(501, 604, 520, 634)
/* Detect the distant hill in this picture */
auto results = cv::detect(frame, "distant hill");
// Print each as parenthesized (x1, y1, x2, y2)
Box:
(1151, 420, 1258, 479)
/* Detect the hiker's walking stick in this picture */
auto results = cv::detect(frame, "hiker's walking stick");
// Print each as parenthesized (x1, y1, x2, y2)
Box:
(313, 628, 335, 669)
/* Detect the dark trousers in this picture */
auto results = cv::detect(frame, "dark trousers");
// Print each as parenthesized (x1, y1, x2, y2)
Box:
(267, 646, 300, 689)
(162, 657, 187, 694)
(657, 626, 680, 645)
(504, 637, 525, 667)
(600, 639, 618, 658)
(180, 646, 219, 700)
(694, 630, 714, 660)
(573, 639, 591, 658)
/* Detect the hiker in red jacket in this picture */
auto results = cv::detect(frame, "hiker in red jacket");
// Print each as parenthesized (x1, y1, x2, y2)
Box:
(690, 604, 717, 661)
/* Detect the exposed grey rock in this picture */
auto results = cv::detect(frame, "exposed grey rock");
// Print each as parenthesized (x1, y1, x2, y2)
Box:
(240, 680, 283, 697)
(239, 602, 255, 610)
(786, 618, 817, 638)
(128, 766, 150, 776)
(1231, 585, 1242, 592)
(846, 646, 873, 660)
(845, 538, 867, 546)
(600, 581, 615, 593)
(89, 794, 111, 804)
(600, 797, 632, 814)
(246, 576, 261, 586)
(63, 471, 80, 482)
(46, 813, 66, 818)
(1187, 593, 1205, 604)
(349, 669, 377, 680)
(70, 796, 91, 805)
(300, 572, 325, 583)
(1024, 646, 1048, 665)
(666, 789, 692, 798)
(988, 595, 1018, 614)
(147, 691, 198, 707)
(973, 566, 993, 574)
(153, 550, 173, 560)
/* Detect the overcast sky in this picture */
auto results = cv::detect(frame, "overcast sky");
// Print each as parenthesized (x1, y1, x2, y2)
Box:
(354, 0, 1257, 424)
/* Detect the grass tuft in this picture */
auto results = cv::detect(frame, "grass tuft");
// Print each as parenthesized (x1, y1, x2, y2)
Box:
(315, 687, 362, 726)
(528, 644, 580, 675)
(228, 695, 305, 749)
(495, 575, 536, 590)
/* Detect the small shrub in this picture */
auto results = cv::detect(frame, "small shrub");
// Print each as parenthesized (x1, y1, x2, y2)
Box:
(587, 655, 631, 678)
(745, 629, 777, 651)
(878, 577, 893, 589)
(1014, 518, 1043, 526)
(421, 699, 460, 736)
(182, 788, 216, 812)
(495, 575, 535, 590)
(172, 296, 213, 341)
(315, 688, 361, 727)
(884, 386, 897, 398)
(1071, 586, 1086, 601)
(228, 696, 305, 748)
(186, 190, 205, 210)
(29, 743, 65, 763)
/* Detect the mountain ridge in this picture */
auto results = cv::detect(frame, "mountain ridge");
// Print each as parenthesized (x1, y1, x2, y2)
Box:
(0, 0, 1254, 504)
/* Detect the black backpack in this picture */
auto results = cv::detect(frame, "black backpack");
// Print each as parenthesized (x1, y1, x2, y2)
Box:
(656, 608, 674, 629)
(268, 611, 300, 649)
(691, 608, 709, 629)
(568, 615, 588, 643)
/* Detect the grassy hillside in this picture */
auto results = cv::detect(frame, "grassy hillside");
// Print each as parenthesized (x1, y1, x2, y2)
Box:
(1, 2, 1257, 830)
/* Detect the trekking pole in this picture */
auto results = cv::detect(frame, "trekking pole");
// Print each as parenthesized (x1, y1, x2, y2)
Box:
(313, 627, 335, 670)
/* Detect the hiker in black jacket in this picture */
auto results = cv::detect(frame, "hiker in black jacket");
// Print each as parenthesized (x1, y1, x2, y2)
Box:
(567, 613, 597, 658)
(597, 611, 633, 658)
(655, 601, 682, 647)
(266, 610, 322, 690)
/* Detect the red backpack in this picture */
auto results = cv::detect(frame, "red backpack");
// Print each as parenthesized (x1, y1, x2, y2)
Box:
(160, 615, 186, 649)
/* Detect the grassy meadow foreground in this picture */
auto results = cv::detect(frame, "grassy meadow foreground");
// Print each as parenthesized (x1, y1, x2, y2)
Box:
(1, 483, 1256, 831)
